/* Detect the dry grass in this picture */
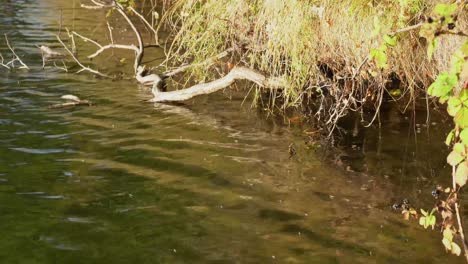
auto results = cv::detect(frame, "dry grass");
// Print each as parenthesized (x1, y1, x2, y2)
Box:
(158, 0, 467, 121)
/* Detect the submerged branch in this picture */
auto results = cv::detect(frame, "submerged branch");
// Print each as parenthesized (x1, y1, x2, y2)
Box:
(150, 66, 285, 102)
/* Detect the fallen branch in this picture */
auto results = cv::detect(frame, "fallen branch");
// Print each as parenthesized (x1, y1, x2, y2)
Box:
(150, 66, 285, 102)
(48, 94, 92, 109)
(48, 100, 92, 109)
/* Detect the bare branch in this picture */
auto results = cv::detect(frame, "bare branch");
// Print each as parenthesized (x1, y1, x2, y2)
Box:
(114, 2, 144, 73)
(55, 34, 109, 78)
(0, 52, 11, 69)
(72, 31, 103, 48)
(87, 44, 139, 59)
(150, 66, 285, 102)
(106, 21, 114, 44)
(4, 34, 29, 69)
(81, 0, 114, 9)
(128, 6, 160, 45)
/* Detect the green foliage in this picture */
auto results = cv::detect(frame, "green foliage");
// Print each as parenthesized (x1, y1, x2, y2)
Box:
(419, 208, 437, 229)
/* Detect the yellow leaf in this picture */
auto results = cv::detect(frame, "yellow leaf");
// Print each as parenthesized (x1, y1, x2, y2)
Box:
(442, 237, 452, 251)
(456, 162, 468, 187)
(419, 216, 426, 226)
(443, 227, 453, 242)
(451, 242, 462, 256)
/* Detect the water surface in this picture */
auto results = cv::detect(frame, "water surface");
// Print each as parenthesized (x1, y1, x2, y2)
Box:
(0, 0, 463, 263)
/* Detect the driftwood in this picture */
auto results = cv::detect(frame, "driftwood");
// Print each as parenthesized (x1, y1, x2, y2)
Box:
(48, 94, 93, 109)
(150, 66, 285, 102)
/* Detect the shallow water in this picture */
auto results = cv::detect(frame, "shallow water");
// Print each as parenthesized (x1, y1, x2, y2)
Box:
(0, 0, 464, 263)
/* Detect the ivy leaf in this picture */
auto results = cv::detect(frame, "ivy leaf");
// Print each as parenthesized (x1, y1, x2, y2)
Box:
(443, 237, 452, 251)
(419, 216, 426, 226)
(454, 143, 466, 155)
(447, 150, 464, 166)
(447, 97, 462, 116)
(370, 47, 388, 69)
(429, 215, 436, 229)
(383, 35, 397, 47)
(461, 129, 468, 145)
(427, 39, 438, 60)
(451, 242, 462, 256)
(455, 107, 468, 128)
(434, 3, 458, 17)
(428, 72, 457, 97)
(446, 129, 455, 146)
(443, 227, 453, 241)
(456, 162, 468, 187)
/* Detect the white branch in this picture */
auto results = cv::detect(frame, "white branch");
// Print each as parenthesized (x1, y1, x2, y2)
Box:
(129, 6, 159, 45)
(115, 2, 144, 73)
(150, 66, 285, 102)
(56, 34, 109, 78)
(4, 34, 29, 69)
(0, 52, 10, 69)
(87, 44, 139, 59)
(72, 31, 103, 48)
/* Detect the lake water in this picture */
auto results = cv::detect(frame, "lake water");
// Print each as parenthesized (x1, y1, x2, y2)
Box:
(0, 0, 464, 263)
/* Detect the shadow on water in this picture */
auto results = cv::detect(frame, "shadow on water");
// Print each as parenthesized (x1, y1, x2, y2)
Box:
(0, 0, 465, 263)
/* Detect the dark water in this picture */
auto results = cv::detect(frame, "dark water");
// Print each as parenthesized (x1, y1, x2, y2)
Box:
(0, 0, 464, 263)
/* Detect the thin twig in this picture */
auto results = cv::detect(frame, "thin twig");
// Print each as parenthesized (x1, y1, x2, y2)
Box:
(0, 52, 10, 69)
(72, 31, 103, 48)
(4, 34, 29, 69)
(87, 44, 139, 59)
(56, 34, 109, 78)
(114, 2, 144, 73)
(129, 6, 160, 45)
(389, 23, 424, 36)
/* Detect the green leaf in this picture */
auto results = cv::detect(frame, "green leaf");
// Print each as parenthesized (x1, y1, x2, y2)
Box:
(443, 227, 453, 241)
(370, 48, 388, 69)
(384, 35, 397, 47)
(419, 216, 426, 226)
(421, 209, 428, 216)
(434, 3, 458, 17)
(428, 72, 457, 97)
(448, 97, 462, 116)
(454, 143, 465, 154)
(440, 95, 450, 104)
(456, 162, 468, 187)
(460, 129, 468, 145)
(455, 107, 468, 128)
(427, 39, 437, 60)
(429, 215, 436, 229)
(446, 129, 455, 146)
(447, 150, 464, 166)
